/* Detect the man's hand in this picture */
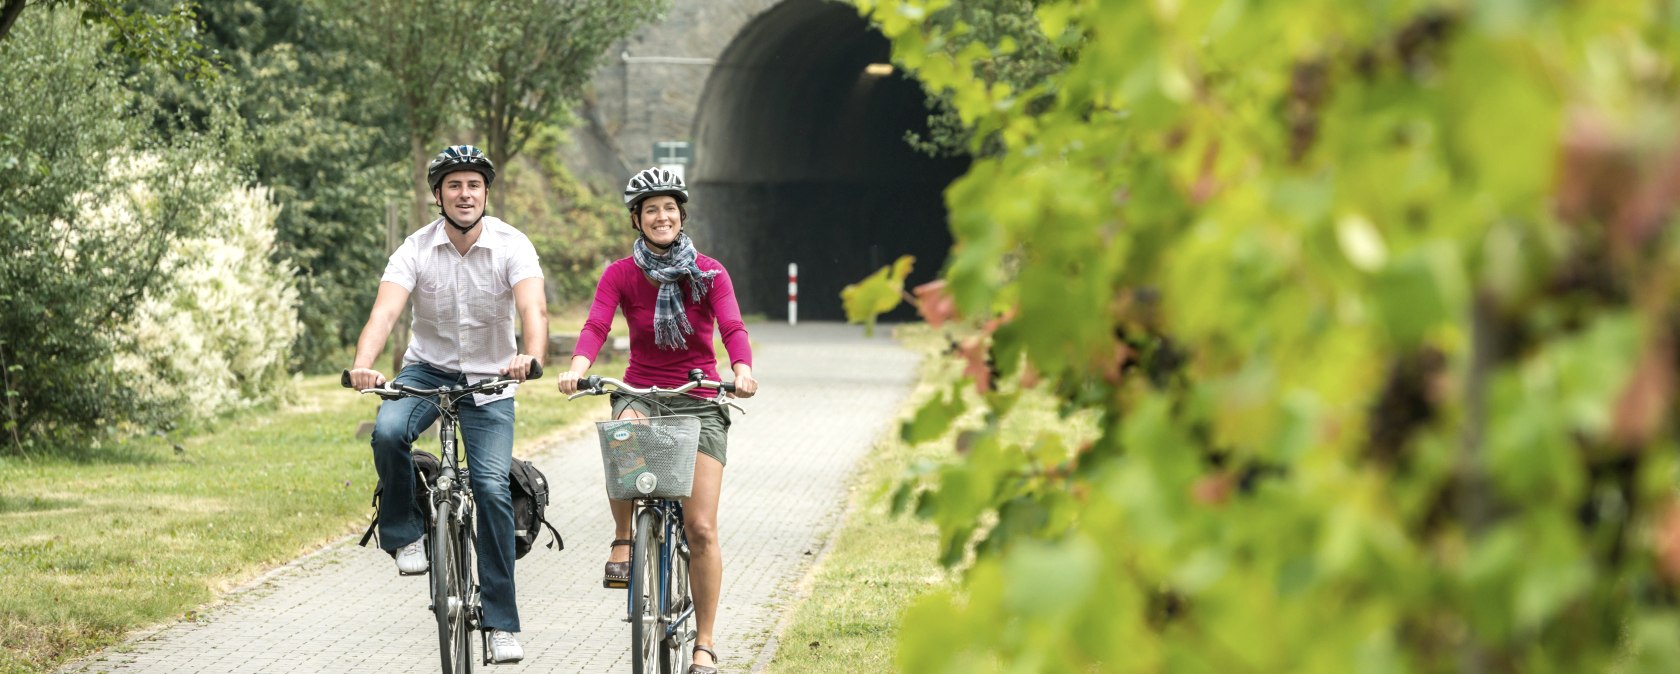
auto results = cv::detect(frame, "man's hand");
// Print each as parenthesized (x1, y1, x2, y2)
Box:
(347, 367, 387, 391)
(500, 354, 537, 382)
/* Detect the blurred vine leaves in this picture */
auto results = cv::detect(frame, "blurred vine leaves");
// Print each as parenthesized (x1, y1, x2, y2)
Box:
(855, 0, 1680, 670)
(841, 254, 915, 336)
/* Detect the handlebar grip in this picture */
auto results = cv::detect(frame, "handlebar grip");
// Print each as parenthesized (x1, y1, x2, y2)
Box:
(340, 370, 353, 388)
(719, 381, 737, 393)
(526, 360, 543, 380)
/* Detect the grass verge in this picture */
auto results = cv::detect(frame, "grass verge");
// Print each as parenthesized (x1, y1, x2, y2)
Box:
(0, 370, 603, 674)
(761, 326, 956, 674)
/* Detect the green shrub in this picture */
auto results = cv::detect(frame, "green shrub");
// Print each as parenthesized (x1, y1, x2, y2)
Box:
(861, 0, 1680, 671)
(112, 175, 301, 427)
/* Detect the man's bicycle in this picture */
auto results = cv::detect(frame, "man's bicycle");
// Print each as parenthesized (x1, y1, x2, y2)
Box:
(343, 364, 542, 674)
(567, 370, 739, 674)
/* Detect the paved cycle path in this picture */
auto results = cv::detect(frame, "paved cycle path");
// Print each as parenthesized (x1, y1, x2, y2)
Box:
(60, 322, 920, 674)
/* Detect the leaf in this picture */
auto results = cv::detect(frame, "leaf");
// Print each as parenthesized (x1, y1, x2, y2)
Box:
(841, 255, 916, 336)
(901, 387, 966, 445)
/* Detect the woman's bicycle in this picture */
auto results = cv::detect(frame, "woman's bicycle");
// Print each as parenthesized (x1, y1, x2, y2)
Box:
(343, 363, 542, 674)
(567, 369, 740, 674)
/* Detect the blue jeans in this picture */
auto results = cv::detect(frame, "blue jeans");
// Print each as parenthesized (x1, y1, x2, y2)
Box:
(370, 363, 520, 632)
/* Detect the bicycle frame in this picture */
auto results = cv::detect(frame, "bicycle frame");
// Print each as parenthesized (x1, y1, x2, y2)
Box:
(430, 411, 489, 668)
(626, 497, 694, 642)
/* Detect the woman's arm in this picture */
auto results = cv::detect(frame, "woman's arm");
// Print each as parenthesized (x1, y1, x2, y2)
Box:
(708, 266, 753, 369)
(708, 266, 756, 397)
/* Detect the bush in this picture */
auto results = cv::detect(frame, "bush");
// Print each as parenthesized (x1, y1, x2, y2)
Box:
(863, 0, 1680, 671)
(0, 9, 223, 448)
(111, 175, 301, 427)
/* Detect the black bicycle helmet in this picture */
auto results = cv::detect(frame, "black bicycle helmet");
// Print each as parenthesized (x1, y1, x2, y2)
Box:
(427, 145, 496, 190)
(622, 167, 688, 211)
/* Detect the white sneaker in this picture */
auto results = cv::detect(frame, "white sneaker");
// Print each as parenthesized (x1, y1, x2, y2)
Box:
(395, 538, 428, 575)
(489, 629, 523, 663)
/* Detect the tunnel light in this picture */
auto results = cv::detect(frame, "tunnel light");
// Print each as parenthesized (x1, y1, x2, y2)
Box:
(865, 63, 894, 77)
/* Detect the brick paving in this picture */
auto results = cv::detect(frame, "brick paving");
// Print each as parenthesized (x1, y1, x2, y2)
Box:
(59, 322, 919, 674)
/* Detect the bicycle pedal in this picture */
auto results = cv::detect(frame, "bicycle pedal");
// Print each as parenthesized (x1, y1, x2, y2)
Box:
(603, 578, 629, 589)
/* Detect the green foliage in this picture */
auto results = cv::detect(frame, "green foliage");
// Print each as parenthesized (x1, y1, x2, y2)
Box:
(112, 178, 301, 428)
(497, 123, 627, 305)
(0, 0, 216, 79)
(858, 0, 1680, 670)
(895, 0, 1070, 158)
(189, 1, 408, 371)
(842, 255, 916, 336)
(331, 0, 490, 267)
(471, 0, 666, 165)
(0, 9, 224, 448)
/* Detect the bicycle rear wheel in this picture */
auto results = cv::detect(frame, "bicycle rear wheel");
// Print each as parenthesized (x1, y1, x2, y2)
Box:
(630, 508, 661, 674)
(660, 524, 693, 674)
(432, 501, 472, 674)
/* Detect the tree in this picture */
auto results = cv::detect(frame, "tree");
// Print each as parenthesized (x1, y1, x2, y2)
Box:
(0, 8, 221, 447)
(860, 0, 1680, 670)
(471, 0, 664, 167)
(0, 0, 214, 78)
(335, 0, 486, 241)
(182, 0, 408, 371)
(895, 0, 1069, 158)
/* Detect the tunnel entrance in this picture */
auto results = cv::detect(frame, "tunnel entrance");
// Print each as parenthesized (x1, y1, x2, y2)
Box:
(689, 0, 968, 321)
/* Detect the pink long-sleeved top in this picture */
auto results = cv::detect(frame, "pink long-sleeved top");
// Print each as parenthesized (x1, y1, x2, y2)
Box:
(573, 255, 752, 391)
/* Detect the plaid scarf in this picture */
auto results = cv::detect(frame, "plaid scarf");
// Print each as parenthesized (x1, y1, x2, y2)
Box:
(632, 233, 718, 350)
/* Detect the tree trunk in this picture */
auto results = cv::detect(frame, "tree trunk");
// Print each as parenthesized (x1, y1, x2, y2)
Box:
(0, 0, 28, 45)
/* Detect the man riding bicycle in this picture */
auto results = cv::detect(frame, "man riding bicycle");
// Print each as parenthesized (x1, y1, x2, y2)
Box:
(346, 144, 547, 664)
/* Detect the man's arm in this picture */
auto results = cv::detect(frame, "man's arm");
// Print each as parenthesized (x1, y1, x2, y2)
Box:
(346, 281, 412, 389)
(502, 276, 548, 381)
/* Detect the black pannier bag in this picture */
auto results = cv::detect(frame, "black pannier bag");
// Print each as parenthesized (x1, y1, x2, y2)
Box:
(509, 457, 564, 559)
(358, 451, 563, 559)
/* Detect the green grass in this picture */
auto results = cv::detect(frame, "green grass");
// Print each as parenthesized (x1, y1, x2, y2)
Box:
(763, 327, 955, 674)
(0, 371, 607, 674)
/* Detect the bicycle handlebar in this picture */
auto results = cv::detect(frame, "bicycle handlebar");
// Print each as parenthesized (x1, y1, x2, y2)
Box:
(566, 370, 734, 401)
(340, 360, 543, 394)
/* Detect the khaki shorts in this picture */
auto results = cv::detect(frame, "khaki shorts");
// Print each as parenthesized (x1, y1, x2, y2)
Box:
(610, 393, 732, 466)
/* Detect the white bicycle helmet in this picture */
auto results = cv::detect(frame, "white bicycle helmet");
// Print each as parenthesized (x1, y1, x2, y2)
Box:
(623, 167, 688, 211)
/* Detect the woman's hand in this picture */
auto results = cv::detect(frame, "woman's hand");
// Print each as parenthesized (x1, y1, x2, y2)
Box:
(557, 355, 592, 395)
(557, 370, 582, 395)
(731, 364, 758, 398)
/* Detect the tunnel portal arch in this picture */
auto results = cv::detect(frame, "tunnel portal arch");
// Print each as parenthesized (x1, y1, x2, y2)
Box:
(685, 0, 967, 321)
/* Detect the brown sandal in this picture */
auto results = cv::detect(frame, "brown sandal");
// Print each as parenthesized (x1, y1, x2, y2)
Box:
(688, 645, 718, 674)
(603, 539, 632, 588)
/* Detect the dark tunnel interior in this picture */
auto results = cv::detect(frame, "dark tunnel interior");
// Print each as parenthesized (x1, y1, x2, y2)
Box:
(689, 0, 968, 322)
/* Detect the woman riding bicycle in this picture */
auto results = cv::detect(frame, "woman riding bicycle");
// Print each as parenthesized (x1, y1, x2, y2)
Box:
(557, 167, 756, 674)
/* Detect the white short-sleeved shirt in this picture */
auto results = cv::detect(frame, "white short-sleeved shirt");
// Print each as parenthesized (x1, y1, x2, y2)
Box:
(382, 216, 543, 404)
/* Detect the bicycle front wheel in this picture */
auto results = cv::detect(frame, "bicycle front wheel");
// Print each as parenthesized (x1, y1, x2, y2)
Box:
(630, 508, 662, 674)
(660, 525, 693, 674)
(451, 520, 475, 674)
(432, 501, 472, 674)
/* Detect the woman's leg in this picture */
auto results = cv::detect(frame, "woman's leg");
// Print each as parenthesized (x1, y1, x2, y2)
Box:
(684, 453, 724, 667)
(607, 406, 647, 568)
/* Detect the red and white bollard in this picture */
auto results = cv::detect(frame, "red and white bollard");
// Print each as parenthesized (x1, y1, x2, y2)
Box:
(787, 262, 798, 326)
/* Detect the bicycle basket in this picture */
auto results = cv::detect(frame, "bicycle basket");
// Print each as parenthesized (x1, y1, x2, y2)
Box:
(597, 415, 701, 499)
